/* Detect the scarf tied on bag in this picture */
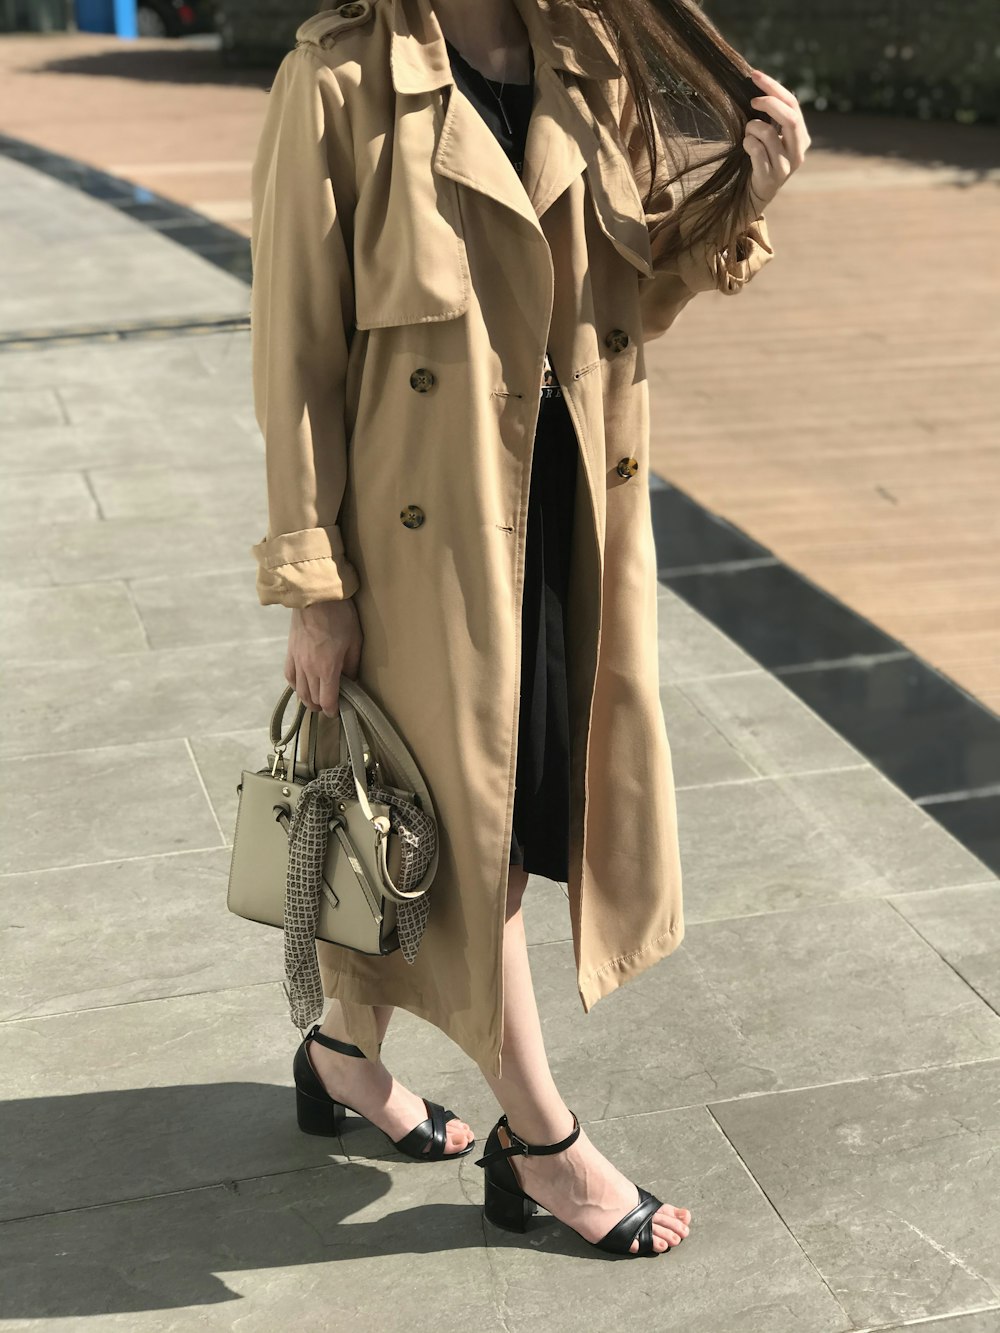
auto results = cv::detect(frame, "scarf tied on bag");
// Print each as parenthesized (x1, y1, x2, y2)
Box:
(282, 761, 436, 1031)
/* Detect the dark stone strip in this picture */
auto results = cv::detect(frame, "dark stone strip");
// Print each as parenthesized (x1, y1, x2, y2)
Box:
(0, 131, 252, 284)
(652, 477, 1000, 875)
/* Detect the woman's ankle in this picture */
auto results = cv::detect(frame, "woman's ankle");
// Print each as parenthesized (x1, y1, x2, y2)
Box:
(503, 1102, 577, 1148)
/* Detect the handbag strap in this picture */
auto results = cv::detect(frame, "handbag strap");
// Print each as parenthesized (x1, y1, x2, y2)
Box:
(269, 680, 438, 903)
(268, 687, 320, 780)
(337, 701, 428, 903)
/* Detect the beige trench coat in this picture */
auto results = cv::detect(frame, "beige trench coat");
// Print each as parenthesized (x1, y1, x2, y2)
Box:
(249, 0, 774, 1078)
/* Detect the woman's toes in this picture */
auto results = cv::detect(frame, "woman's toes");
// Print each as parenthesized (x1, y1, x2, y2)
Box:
(419, 1119, 471, 1155)
(654, 1207, 687, 1243)
(653, 1219, 684, 1246)
(447, 1120, 473, 1152)
(631, 1233, 669, 1253)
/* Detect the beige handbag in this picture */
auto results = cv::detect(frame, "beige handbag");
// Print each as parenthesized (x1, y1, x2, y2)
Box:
(227, 678, 439, 1030)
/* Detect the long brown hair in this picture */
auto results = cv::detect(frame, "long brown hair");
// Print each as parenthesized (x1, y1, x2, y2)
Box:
(586, 0, 764, 268)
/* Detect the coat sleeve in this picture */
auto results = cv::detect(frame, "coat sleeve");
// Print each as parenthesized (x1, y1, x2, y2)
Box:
(615, 80, 776, 343)
(248, 45, 361, 608)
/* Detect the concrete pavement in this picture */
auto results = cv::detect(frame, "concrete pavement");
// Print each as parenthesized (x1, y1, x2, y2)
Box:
(1, 139, 1000, 1332)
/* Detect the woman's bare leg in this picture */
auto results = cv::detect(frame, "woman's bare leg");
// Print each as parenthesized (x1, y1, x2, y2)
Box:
(306, 999, 475, 1155)
(479, 863, 692, 1254)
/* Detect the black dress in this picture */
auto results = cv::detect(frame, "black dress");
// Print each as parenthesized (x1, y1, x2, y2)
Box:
(445, 40, 579, 884)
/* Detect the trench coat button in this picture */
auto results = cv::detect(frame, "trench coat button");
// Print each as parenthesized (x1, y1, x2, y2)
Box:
(616, 456, 639, 479)
(336, 0, 367, 15)
(400, 504, 425, 528)
(409, 367, 435, 393)
(605, 328, 630, 353)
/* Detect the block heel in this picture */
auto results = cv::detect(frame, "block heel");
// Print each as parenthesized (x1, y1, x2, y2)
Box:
(475, 1110, 675, 1258)
(296, 1087, 346, 1136)
(484, 1175, 538, 1232)
(291, 1023, 476, 1162)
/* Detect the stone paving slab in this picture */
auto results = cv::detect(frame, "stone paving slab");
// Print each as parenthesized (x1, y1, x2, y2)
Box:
(0, 736, 223, 876)
(0, 636, 285, 760)
(876, 1315, 1000, 1333)
(657, 583, 760, 682)
(0, 330, 251, 394)
(677, 763, 995, 923)
(0, 412, 262, 475)
(0, 158, 248, 333)
(0, 1162, 499, 1331)
(0, 512, 258, 589)
(890, 883, 1000, 1014)
(0, 580, 148, 661)
(0, 848, 277, 1021)
(0, 466, 97, 526)
(126, 569, 283, 650)
(0, 1110, 851, 1333)
(0, 385, 67, 429)
(710, 1061, 1000, 1329)
(1, 982, 332, 1221)
(673, 668, 864, 780)
(83, 459, 264, 522)
(473, 1105, 850, 1333)
(411, 898, 1000, 1135)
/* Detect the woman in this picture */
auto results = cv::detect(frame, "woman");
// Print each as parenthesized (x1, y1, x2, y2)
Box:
(249, 0, 809, 1257)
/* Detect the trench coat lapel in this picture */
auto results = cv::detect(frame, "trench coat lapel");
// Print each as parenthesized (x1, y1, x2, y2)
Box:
(389, 0, 653, 276)
(433, 64, 593, 235)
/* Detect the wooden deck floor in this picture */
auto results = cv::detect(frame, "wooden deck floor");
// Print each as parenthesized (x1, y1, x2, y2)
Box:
(645, 111, 1000, 713)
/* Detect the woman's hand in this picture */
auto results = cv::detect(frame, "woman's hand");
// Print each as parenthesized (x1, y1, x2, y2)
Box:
(286, 599, 363, 718)
(743, 68, 812, 213)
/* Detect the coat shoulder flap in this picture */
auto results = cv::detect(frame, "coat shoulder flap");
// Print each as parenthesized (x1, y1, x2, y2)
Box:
(295, 0, 380, 50)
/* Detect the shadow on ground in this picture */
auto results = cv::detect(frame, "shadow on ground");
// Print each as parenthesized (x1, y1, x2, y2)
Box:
(25, 44, 276, 88)
(2, 1081, 574, 1320)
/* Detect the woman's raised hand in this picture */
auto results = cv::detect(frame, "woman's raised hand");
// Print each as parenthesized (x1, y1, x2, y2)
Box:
(743, 67, 812, 212)
(286, 599, 364, 718)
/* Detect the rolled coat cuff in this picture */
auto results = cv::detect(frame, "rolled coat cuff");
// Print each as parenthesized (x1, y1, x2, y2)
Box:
(250, 524, 360, 608)
(676, 213, 774, 294)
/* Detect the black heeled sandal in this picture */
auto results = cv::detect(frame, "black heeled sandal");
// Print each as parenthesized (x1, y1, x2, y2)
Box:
(293, 1023, 476, 1162)
(474, 1111, 675, 1257)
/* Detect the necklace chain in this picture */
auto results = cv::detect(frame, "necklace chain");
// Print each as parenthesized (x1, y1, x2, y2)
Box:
(483, 46, 512, 135)
(451, 40, 529, 138)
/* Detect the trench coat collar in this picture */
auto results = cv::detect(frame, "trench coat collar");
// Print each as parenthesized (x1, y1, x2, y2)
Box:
(389, 0, 621, 94)
(389, 0, 653, 276)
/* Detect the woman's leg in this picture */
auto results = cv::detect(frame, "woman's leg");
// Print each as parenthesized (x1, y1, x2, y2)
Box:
(306, 999, 475, 1155)
(479, 864, 692, 1254)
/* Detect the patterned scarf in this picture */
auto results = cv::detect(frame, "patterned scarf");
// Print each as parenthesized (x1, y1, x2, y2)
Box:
(282, 762, 436, 1031)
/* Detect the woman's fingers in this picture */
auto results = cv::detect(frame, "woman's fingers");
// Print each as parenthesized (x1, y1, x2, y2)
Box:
(745, 118, 791, 180)
(317, 668, 342, 719)
(742, 67, 811, 205)
(292, 664, 311, 711)
(742, 125, 779, 207)
(286, 601, 363, 717)
(748, 66, 798, 109)
(748, 93, 810, 168)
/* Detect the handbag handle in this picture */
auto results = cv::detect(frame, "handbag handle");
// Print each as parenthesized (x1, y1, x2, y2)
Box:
(268, 689, 315, 779)
(269, 682, 437, 904)
(269, 686, 371, 802)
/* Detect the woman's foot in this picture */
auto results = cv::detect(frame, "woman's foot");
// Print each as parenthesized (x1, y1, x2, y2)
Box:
(499, 1118, 691, 1254)
(308, 1039, 474, 1156)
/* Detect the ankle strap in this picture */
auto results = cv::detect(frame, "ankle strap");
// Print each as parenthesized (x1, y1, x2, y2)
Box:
(305, 1023, 381, 1059)
(474, 1111, 580, 1168)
